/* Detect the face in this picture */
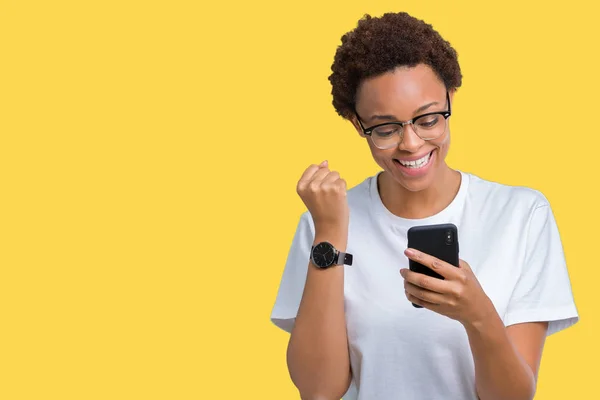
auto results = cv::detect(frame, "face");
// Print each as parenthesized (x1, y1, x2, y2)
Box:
(351, 64, 454, 193)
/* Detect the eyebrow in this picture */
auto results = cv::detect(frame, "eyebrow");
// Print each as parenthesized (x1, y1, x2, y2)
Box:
(367, 101, 439, 122)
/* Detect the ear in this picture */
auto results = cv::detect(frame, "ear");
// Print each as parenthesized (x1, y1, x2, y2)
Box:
(348, 113, 367, 138)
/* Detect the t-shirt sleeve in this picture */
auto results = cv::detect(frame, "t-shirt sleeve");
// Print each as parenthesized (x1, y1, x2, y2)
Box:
(270, 212, 315, 333)
(504, 202, 579, 335)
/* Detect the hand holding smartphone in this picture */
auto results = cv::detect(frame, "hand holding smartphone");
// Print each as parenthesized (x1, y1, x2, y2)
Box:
(406, 223, 459, 308)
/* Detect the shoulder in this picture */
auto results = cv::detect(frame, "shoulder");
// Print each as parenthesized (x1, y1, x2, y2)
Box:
(464, 171, 550, 212)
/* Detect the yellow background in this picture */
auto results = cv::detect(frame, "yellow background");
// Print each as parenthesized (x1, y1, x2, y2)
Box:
(0, 0, 596, 398)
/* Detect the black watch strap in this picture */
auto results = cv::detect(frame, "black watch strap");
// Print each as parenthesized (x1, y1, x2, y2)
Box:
(336, 251, 353, 266)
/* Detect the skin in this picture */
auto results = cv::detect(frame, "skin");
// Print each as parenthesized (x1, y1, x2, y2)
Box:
(350, 64, 461, 220)
(290, 63, 548, 400)
(401, 250, 547, 400)
(288, 161, 351, 400)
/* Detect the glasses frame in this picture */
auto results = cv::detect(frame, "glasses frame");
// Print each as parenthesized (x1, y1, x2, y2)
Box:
(354, 91, 452, 149)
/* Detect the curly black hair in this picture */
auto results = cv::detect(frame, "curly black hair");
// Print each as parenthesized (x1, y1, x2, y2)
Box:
(328, 12, 462, 119)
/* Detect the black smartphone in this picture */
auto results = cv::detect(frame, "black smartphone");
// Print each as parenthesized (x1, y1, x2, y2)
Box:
(406, 223, 459, 308)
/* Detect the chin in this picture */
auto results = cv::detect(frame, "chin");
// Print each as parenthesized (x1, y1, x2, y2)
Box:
(394, 173, 436, 192)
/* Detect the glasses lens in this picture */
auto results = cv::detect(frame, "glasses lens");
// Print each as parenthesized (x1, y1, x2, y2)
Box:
(413, 113, 447, 140)
(371, 124, 402, 149)
(367, 113, 448, 149)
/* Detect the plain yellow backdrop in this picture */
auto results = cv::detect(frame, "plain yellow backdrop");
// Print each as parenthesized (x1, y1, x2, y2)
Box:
(0, 0, 597, 398)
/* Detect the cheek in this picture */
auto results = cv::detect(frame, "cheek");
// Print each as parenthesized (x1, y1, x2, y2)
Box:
(367, 141, 394, 167)
(435, 131, 451, 157)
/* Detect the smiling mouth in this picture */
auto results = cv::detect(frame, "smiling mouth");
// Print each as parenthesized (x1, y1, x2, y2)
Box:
(394, 150, 433, 169)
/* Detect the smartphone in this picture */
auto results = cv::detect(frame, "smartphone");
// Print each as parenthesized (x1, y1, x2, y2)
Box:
(406, 223, 459, 308)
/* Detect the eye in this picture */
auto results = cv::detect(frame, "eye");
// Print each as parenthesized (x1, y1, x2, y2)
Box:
(416, 115, 440, 129)
(373, 125, 400, 137)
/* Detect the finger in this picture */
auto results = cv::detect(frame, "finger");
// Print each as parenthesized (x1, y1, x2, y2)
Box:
(404, 248, 461, 280)
(325, 176, 347, 195)
(298, 164, 320, 185)
(405, 290, 438, 310)
(308, 167, 332, 188)
(321, 171, 341, 186)
(404, 281, 444, 305)
(297, 162, 328, 190)
(400, 268, 448, 294)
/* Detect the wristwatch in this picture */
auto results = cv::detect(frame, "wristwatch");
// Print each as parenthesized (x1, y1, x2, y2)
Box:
(310, 241, 353, 269)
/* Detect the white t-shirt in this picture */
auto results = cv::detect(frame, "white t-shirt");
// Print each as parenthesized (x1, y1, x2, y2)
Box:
(270, 170, 579, 400)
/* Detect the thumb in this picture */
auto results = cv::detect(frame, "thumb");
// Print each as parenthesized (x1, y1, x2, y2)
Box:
(319, 160, 328, 167)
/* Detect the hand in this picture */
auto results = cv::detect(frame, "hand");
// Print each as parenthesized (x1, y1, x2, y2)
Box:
(296, 161, 349, 232)
(400, 248, 495, 327)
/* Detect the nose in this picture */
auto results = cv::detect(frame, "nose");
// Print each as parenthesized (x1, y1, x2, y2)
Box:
(398, 123, 425, 152)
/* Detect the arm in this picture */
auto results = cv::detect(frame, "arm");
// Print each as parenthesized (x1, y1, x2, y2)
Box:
(287, 162, 352, 400)
(465, 312, 548, 400)
(401, 250, 548, 400)
(287, 227, 351, 400)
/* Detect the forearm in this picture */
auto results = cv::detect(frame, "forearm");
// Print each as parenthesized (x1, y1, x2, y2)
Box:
(287, 227, 351, 400)
(464, 311, 536, 400)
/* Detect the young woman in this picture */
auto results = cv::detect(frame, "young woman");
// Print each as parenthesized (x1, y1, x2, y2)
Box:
(270, 12, 578, 400)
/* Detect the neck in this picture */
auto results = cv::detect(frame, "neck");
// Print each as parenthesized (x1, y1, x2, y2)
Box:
(378, 164, 461, 220)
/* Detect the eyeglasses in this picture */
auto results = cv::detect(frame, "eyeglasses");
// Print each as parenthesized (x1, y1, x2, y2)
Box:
(355, 92, 452, 150)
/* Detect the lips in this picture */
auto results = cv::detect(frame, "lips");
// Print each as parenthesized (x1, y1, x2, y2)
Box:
(392, 150, 435, 177)
(394, 150, 433, 167)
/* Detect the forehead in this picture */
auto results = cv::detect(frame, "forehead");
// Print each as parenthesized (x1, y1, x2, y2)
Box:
(355, 64, 446, 118)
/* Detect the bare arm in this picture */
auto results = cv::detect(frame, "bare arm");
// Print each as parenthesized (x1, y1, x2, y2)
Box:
(287, 162, 352, 400)
(401, 250, 548, 400)
(465, 312, 548, 400)
(287, 227, 351, 400)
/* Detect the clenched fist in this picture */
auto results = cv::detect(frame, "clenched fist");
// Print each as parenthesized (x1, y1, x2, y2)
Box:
(296, 161, 349, 233)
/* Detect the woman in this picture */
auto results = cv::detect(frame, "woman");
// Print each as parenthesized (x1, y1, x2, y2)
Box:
(270, 12, 578, 400)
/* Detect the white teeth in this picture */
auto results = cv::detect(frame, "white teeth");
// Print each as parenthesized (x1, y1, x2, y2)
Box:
(399, 152, 431, 168)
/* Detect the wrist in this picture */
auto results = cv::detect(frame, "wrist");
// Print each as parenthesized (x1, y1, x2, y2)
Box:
(311, 226, 349, 270)
(314, 225, 348, 247)
(462, 297, 499, 333)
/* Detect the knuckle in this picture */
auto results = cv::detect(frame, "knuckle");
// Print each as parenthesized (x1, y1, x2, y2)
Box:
(339, 180, 347, 193)
(308, 182, 320, 192)
(322, 182, 334, 192)
(451, 286, 464, 299)
(419, 277, 429, 289)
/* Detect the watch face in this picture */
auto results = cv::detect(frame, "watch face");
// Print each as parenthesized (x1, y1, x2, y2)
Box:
(312, 242, 336, 268)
